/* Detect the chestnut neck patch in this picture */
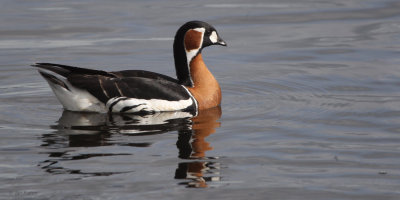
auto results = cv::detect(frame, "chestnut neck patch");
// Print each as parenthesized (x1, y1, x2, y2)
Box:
(184, 29, 203, 51)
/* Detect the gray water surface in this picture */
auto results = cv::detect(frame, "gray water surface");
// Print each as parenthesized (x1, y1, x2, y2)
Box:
(1, 0, 400, 199)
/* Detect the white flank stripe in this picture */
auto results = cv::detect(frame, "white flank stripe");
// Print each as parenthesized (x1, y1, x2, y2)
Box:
(181, 85, 198, 116)
(115, 112, 194, 126)
(38, 69, 197, 113)
(106, 96, 194, 113)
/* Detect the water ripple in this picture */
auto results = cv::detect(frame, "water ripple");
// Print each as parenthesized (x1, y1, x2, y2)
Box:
(0, 38, 173, 49)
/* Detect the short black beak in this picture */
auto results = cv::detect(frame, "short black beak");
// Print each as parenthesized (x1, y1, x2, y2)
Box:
(217, 38, 227, 46)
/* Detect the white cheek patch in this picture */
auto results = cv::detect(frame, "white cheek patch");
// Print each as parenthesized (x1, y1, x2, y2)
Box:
(209, 31, 218, 43)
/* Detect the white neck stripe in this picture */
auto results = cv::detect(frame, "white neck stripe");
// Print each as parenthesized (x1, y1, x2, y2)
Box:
(184, 28, 205, 86)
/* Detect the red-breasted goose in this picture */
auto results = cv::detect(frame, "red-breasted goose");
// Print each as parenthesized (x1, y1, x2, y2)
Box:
(32, 21, 227, 114)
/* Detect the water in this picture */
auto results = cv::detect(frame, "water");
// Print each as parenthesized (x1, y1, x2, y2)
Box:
(1, 0, 400, 199)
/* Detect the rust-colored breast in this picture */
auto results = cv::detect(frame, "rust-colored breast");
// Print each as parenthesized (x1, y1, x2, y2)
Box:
(186, 54, 221, 110)
(184, 29, 203, 51)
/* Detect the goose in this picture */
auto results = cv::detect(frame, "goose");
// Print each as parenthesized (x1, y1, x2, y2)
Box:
(33, 21, 226, 114)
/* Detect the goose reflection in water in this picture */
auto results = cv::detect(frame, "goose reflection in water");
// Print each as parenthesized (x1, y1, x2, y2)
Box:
(39, 106, 222, 188)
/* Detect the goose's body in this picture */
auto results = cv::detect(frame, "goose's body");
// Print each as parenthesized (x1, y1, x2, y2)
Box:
(33, 21, 226, 114)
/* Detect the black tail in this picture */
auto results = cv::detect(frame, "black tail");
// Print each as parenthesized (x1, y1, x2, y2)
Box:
(38, 71, 70, 91)
(31, 63, 113, 77)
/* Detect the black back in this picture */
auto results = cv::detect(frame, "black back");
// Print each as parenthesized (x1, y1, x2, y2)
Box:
(68, 74, 191, 103)
(33, 63, 190, 103)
